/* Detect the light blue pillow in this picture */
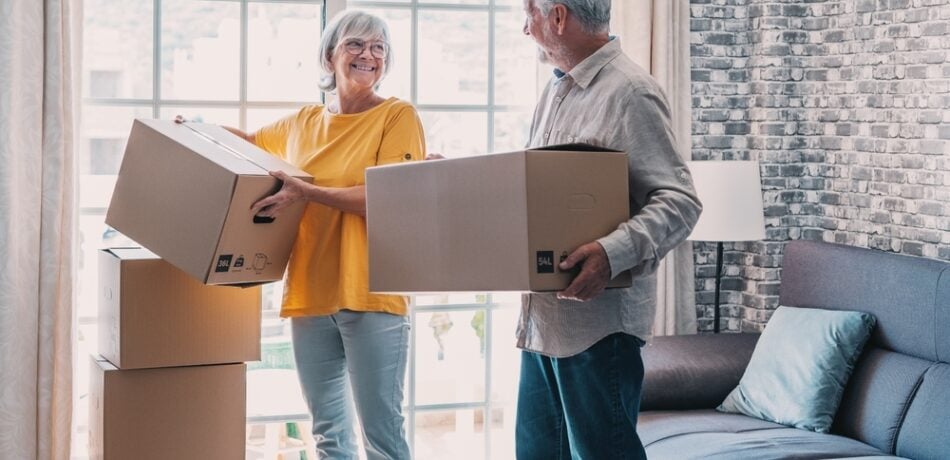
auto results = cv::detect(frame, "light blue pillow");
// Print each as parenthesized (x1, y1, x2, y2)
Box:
(718, 306, 876, 433)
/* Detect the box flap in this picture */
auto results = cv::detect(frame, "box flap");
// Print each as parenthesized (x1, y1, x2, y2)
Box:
(135, 119, 259, 175)
(185, 122, 313, 180)
(135, 119, 311, 180)
(528, 142, 623, 153)
(104, 247, 159, 261)
(92, 354, 118, 371)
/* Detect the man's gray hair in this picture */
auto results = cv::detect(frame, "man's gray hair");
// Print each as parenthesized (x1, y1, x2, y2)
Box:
(318, 10, 393, 92)
(539, 0, 611, 34)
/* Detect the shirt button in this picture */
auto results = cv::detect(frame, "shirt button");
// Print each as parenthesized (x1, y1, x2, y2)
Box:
(544, 132, 550, 139)
(554, 96, 562, 102)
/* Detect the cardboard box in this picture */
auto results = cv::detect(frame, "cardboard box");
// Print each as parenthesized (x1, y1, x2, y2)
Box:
(98, 247, 261, 369)
(88, 356, 246, 460)
(106, 118, 312, 285)
(366, 144, 633, 292)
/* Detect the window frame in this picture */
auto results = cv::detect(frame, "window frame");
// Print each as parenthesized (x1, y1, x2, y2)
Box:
(79, 1, 539, 458)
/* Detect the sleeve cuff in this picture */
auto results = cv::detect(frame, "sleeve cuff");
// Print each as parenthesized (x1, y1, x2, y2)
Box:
(597, 229, 633, 280)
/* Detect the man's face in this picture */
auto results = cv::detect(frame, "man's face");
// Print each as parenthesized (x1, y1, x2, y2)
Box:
(523, 0, 554, 64)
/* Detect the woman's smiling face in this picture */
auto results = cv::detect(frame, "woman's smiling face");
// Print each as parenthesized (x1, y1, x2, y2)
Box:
(331, 37, 388, 91)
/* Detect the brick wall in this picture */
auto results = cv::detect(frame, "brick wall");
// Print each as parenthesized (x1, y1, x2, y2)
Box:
(690, 0, 950, 333)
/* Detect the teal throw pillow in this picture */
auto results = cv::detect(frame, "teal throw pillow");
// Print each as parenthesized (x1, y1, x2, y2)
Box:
(717, 306, 876, 433)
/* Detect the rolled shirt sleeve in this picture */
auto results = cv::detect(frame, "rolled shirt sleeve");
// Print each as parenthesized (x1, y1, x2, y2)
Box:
(597, 88, 702, 279)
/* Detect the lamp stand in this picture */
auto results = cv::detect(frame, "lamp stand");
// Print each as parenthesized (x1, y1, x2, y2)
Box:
(714, 241, 724, 333)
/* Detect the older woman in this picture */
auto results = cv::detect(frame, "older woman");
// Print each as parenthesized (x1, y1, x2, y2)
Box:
(216, 10, 422, 459)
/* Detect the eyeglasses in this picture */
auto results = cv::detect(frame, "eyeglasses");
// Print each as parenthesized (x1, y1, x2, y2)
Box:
(342, 39, 388, 59)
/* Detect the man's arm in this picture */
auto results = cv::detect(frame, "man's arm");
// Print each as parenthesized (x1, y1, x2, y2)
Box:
(558, 88, 702, 301)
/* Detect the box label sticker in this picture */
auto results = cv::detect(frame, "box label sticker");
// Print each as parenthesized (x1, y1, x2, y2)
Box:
(215, 254, 233, 273)
(536, 251, 555, 274)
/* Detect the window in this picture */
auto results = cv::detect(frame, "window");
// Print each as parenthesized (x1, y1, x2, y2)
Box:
(346, 1, 547, 457)
(76, 1, 324, 458)
(76, 1, 545, 458)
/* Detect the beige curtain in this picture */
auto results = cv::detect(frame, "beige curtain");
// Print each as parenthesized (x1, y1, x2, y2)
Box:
(611, 0, 697, 336)
(0, 0, 79, 459)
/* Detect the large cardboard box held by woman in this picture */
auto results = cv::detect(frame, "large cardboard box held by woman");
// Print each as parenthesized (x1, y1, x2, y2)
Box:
(106, 118, 312, 285)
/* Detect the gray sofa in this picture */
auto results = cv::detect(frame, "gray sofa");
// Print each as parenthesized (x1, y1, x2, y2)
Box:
(638, 240, 950, 459)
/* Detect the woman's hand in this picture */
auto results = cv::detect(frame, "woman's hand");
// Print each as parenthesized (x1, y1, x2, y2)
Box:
(251, 170, 311, 218)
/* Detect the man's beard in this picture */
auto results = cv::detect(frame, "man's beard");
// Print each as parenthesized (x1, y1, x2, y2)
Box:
(536, 46, 550, 64)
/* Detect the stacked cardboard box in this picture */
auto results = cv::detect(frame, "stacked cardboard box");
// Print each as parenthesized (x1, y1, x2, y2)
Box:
(89, 357, 247, 459)
(90, 248, 260, 460)
(90, 119, 312, 460)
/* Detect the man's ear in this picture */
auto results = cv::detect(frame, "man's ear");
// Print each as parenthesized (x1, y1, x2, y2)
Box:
(551, 3, 568, 35)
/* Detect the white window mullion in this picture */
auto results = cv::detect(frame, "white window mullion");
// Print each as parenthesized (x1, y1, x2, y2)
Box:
(153, 0, 161, 118)
(239, 0, 249, 130)
(487, 1, 496, 153)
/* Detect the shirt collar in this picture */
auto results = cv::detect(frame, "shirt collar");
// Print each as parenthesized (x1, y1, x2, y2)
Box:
(552, 37, 622, 89)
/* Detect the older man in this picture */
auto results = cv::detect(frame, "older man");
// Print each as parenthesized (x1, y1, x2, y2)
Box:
(516, 1, 702, 458)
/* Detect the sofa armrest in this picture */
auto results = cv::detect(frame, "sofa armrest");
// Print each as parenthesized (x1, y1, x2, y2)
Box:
(640, 333, 759, 411)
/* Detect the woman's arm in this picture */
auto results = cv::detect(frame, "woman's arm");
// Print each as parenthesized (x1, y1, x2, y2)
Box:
(251, 171, 367, 217)
(222, 126, 256, 144)
(307, 184, 366, 216)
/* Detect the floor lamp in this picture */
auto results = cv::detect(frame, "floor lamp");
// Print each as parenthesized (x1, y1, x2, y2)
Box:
(686, 161, 766, 333)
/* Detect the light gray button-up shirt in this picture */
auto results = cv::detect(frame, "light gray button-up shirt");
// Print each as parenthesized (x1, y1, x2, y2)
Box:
(516, 38, 702, 358)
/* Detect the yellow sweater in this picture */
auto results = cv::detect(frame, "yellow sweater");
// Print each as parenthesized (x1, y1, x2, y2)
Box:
(254, 98, 425, 317)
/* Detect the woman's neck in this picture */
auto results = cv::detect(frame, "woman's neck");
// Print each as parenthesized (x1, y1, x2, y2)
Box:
(331, 85, 385, 114)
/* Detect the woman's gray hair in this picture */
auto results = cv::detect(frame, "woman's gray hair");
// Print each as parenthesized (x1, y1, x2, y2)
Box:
(318, 10, 393, 92)
(539, 0, 610, 34)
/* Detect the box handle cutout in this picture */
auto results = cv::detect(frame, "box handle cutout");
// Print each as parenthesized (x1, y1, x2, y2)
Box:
(567, 193, 596, 210)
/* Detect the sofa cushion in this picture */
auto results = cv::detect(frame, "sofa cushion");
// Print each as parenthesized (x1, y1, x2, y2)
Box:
(639, 409, 786, 446)
(832, 348, 931, 453)
(937, 268, 950, 362)
(895, 363, 950, 460)
(641, 333, 759, 411)
(779, 241, 950, 363)
(639, 410, 903, 460)
(718, 306, 875, 433)
(823, 457, 908, 460)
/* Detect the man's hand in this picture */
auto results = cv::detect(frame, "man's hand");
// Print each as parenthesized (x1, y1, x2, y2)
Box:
(251, 170, 310, 218)
(556, 241, 611, 302)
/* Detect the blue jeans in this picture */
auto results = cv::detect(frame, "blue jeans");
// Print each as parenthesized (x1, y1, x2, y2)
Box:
(291, 310, 411, 460)
(516, 333, 647, 460)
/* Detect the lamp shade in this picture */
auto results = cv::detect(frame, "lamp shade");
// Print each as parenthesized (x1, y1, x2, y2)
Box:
(687, 160, 766, 242)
